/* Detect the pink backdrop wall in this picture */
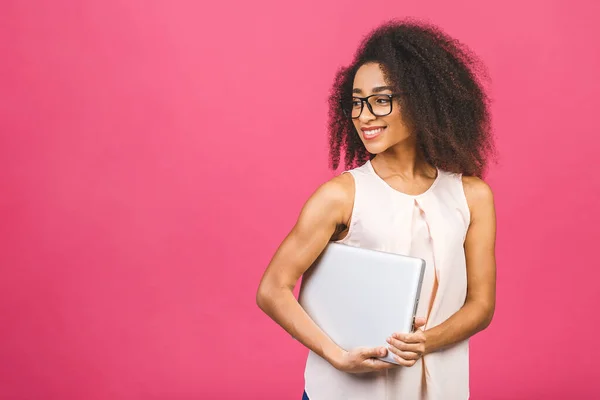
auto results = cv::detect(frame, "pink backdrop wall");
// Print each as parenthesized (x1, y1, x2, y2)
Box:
(1, 1, 599, 399)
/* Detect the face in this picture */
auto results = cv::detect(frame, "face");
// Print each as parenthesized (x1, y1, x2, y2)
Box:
(351, 62, 412, 154)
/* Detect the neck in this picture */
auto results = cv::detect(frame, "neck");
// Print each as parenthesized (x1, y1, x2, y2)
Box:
(372, 137, 434, 179)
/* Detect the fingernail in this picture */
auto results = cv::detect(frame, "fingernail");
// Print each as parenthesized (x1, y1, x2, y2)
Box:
(386, 337, 391, 343)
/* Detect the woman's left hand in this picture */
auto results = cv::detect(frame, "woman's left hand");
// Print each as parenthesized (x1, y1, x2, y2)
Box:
(386, 317, 427, 366)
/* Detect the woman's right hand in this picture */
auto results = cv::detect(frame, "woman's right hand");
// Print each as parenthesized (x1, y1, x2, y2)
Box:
(333, 346, 397, 374)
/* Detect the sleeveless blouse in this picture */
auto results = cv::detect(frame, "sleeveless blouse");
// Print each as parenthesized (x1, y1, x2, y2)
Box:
(304, 160, 471, 400)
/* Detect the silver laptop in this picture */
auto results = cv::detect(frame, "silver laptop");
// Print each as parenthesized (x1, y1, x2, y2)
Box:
(298, 242, 425, 365)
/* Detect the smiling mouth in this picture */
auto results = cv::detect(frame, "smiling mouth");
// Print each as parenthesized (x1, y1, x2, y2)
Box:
(361, 127, 386, 139)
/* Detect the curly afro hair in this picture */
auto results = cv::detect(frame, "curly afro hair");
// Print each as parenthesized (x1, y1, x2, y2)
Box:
(328, 19, 495, 178)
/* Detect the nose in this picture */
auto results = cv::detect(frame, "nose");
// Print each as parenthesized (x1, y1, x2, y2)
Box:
(358, 104, 376, 123)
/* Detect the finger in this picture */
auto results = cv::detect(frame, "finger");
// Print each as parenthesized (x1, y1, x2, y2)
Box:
(386, 343, 420, 360)
(413, 317, 426, 330)
(388, 355, 416, 367)
(386, 336, 423, 353)
(393, 331, 426, 344)
(359, 346, 388, 359)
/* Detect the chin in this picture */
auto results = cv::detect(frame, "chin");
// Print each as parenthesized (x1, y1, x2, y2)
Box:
(362, 141, 390, 155)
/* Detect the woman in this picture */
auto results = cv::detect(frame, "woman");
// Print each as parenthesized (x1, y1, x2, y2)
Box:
(256, 19, 496, 400)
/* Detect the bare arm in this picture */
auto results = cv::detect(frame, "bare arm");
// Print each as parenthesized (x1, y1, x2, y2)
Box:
(421, 176, 497, 354)
(256, 174, 395, 372)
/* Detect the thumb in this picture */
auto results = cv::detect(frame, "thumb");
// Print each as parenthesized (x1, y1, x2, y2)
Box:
(413, 317, 427, 330)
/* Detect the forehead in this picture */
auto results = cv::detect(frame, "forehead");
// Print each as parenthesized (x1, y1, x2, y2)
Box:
(353, 63, 390, 92)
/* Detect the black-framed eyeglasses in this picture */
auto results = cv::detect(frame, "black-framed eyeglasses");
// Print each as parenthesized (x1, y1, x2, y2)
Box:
(344, 94, 397, 119)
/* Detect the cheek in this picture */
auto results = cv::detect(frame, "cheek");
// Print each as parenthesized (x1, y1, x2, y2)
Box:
(385, 113, 410, 136)
(352, 121, 362, 135)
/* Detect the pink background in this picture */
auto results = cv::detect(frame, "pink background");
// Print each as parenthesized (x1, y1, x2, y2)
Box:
(1, 0, 599, 399)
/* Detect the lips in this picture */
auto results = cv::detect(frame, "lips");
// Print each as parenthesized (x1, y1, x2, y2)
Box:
(361, 126, 386, 140)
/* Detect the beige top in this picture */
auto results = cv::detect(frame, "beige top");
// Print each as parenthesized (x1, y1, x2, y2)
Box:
(304, 160, 471, 400)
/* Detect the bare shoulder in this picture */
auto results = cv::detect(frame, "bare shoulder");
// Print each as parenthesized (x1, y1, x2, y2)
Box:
(461, 175, 495, 220)
(304, 172, 354, 222)
(317, 172, 354, 204)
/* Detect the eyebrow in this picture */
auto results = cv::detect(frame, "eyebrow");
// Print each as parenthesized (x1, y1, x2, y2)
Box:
(352, 85, 394, 94)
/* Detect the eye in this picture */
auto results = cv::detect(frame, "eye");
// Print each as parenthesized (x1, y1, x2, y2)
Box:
(375, 96, 391, 105)
(351, 99, 362, 108)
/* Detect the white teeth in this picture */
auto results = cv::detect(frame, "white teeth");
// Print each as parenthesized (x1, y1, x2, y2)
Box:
(364, 128, 384, 136)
